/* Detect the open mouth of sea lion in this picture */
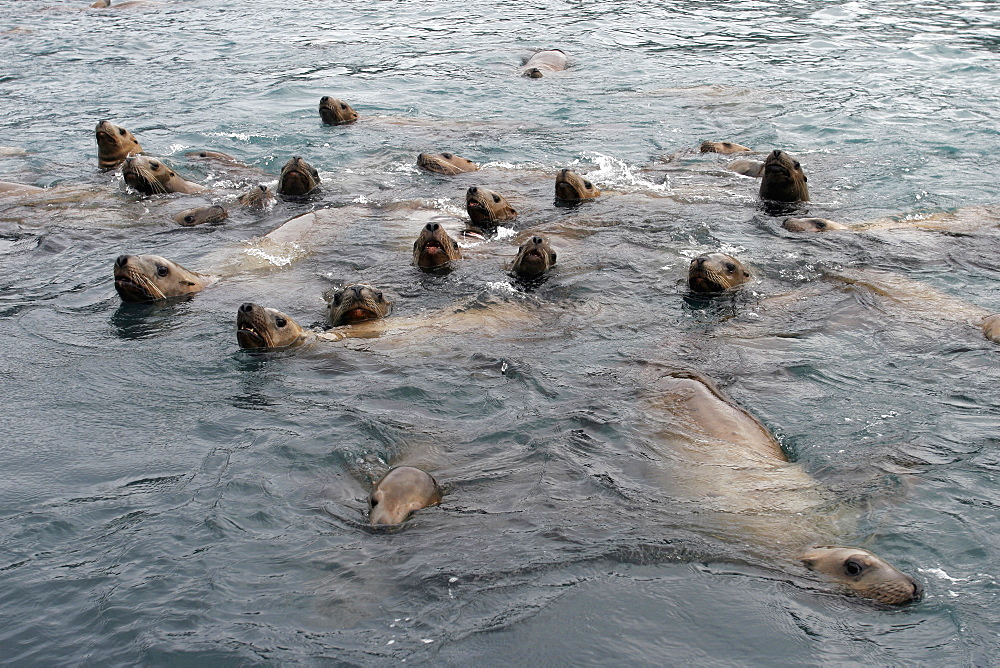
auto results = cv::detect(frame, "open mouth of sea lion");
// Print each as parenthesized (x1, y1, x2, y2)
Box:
(114, 276, 151, 301)
(339, 307, 377, 324)
(236, 326, 267, 349)
(688, 275, 724, 293)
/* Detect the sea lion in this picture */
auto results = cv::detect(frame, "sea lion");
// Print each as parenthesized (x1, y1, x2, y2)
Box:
(174, 205, 227, 227)
(319, 96, 359, 125)
(276, 156, 320, 197)
(95, 120, 142, 170)
(326, 284, 392, 327)
(236, 302, 306, 350)
(727, 159, 765, 178)
(0, 182, 44, 195)
(801, 546, 923, 605)
(687, 252, 751, 293)
(184, 150, 239, 163)
(466, 186, 517, 231)
(412, 221, 462, 270)
(700, 141, 751, 154)
(554, 168, 600, 202)
(643, 370, 921, 605)
(121, 156, 205, 195)
(369, 466, 443, 525)
(510, 235, 556, 280)
(759, 149, 809, 203)
(417, 152, 479, 175)
(236, 183, 275, 210)
(521, 49, 568, 78)
(113, 253, 215, 302)
(783, 217, 849, 232)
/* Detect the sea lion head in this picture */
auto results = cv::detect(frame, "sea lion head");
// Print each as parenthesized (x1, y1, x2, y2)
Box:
(236, 302, 306, 350)
(416, 152, 479, 175)
(326, 284, 392, 327)
(554, 168, 600, 201)
(783, 217, 848, 233)
(277, 156, 320, 197)
(237, 184, 275, 210)
(319, 96, 359, 125)
(982, 314, 1000, 343)
(801, 546, 922, 606)
(174, 205, 228, 227)
(466, 186, 517, 228)
(688, 252, 751, 293)
(760, 149, 809, 203)
(413, 221, 462, 270)
(369, 466, 443, 525)
(121, 156, 184, 195)
(700, 140, 751, 154)
(511, 235, 557, 280)
(113, 253, 209, 302)
(95, 120, 142, 170)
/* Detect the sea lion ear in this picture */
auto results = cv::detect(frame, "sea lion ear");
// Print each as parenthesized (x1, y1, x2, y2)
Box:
(453, 240, 460, 250)
(803, 175, 808, 182)
(168, 170, 176, 177)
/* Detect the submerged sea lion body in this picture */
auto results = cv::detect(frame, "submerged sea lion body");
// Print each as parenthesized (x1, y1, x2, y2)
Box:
(121, 156, 205, 195)
(412, 221, 462, 270)
(759, 149, 809, 203)
(554, 168, 600, 202)
(417, 152, 478, 175)
(95, 120, 142, 170)
(113, 254, 215, 302)
(319, 96, 359, 125)
(522, 49, 568, 78)
(727, 159, 765, 178)
(236, 303, 306, 350)
(700, 140, 751, 154)
(0, 182, 44, 195)
(510, 235, 556, 280)
(642, 370, 921, 605)
(369, 467, 443, 525)
(466, 186, 517, 231)
(276, 156, 320, 197)
(688, 252, 751, 293)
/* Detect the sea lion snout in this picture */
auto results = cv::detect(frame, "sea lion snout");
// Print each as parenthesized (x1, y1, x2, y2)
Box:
(239, 302, 256, 314)
(424, 222, 440, 232)
(116, 254, 130, 268)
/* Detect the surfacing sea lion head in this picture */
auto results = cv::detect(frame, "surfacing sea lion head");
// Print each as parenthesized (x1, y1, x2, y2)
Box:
(783, 217, 848, 233)
(466, 186, 517, 228)
(237, 184, 275, 210)
(416, 152, 479, 175)
(326, 284, 392, 327)
(319, 96, 359, 125)
(95, 120, 142, 170)
(511, 235, 556, 280)
(801, 546, 922, 606)
(521, 49, 568, 78)
(121, 156, 202, 195)
(174, 205, 228, 227)
(277, 156, 320, 197)
(369, 466, 443, 525)
(554, 168, 600, 201)
(413, 221, 462, 270)
(113, 253, 211, 302)
(760, 149, 809, 203)
(236, 302, 306, 350)
(688, 252, 751, 293)
(700, 140, 752, 154)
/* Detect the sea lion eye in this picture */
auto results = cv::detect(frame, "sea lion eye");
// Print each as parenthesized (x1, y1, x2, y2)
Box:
(199, 152, 207, 157)
(340, 103, 347, 109)
(156, 264, 169, 277)
(442, 153, 452, 159)
(584, 181, 593, 189)
(815, 220, 826, 229)
(725, 262, 736, 272)
(118, 128, 126, 136)
(493, 194, 500, 203)
(184, 215, 195, 224)
(375, 291, 383, 301)
(275, 317, 287, 328)
(793, 161, 800, 169)
(844, 559, 864, 577)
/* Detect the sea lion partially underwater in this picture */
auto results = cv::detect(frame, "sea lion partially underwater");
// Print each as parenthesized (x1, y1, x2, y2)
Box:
(368, 467, 443, 525)
(276, 156, 320, 197)
(417, 152, 479, 175)
(554, 168, 600, 202)
(687, 252, 752, 294)
(521, 49, 568, 78)
(113, 254, 215, 302)
(759, 149, 809, 203)
(639, 368, 922, 605)
(95, 120, 143, 170)
(121, 156, 205, 195)
(510, 235, 556, 280)
(466, 186, 517, 232)
(319, 96, 359, 125)
(412, 221, 462, 271)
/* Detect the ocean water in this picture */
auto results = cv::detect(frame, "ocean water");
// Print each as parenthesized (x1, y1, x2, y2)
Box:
(1, 0, 999, 664)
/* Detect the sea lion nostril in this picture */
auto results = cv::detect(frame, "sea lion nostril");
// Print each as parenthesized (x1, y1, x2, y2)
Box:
(116, 255, 129, 267)
(240, 303, 254, 313)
